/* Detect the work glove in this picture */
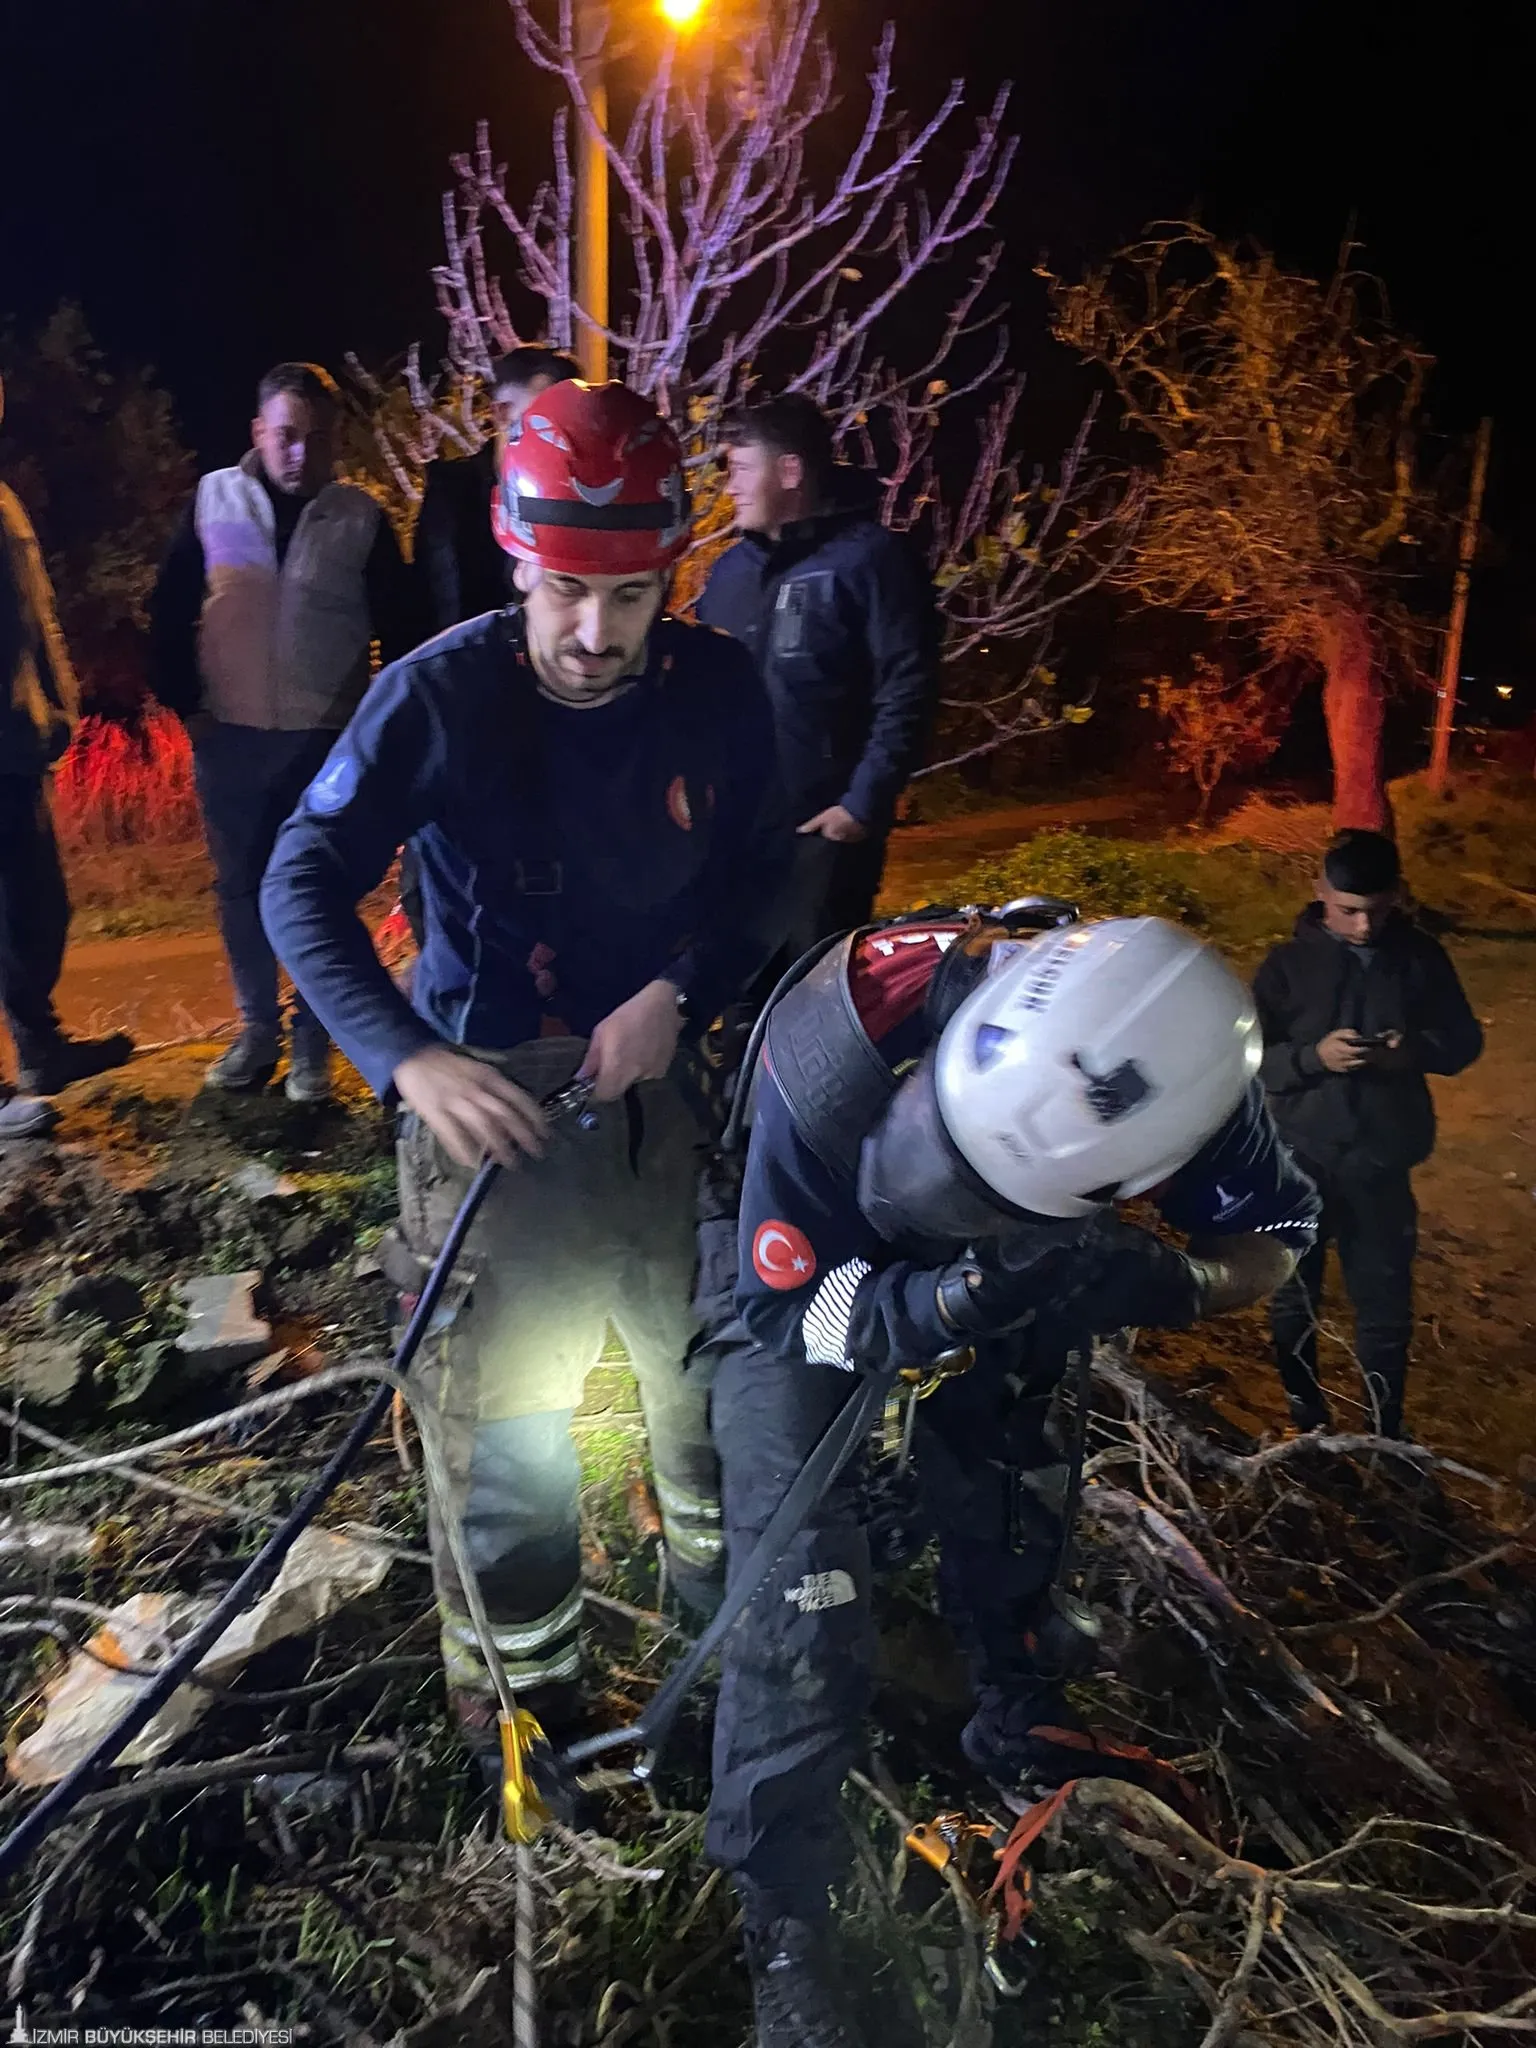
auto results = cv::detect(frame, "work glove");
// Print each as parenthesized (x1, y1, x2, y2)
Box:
(933, 1221, 1095, 1338)
(935, 1217, 1206, 1340)
(1055, 1216, 1207, 1335)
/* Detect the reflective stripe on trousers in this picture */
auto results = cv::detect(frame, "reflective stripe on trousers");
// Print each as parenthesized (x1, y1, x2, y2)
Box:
(655, 1473, 724, 1572)
(440, 1585, 586, 1694)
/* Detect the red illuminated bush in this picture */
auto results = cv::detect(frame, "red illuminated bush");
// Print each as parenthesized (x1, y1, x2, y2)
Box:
(52, 710, 201, 849)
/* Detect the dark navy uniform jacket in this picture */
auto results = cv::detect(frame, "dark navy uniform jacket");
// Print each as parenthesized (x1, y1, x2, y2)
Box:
(697, 477, 939, 835)
(735, 925, 1320, 1374)
(260, 609, 790, 1098)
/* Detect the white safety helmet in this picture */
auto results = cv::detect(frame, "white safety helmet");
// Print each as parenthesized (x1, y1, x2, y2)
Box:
(931, 916, 1261, 1219)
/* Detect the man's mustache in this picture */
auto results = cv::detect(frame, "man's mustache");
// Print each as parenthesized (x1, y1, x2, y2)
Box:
(558, 642, 625, 663)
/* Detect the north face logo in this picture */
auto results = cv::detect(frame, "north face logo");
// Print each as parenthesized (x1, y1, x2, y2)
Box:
(1071, 1052, 1154, 1123)
(783, 1570, 857, 1614)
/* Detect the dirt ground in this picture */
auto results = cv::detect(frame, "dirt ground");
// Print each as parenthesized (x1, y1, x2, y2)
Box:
(1112, 933, 1536, 1494)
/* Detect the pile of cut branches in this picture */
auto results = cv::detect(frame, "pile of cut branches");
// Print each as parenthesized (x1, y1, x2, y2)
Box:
(3, 1109, 1534, 2048)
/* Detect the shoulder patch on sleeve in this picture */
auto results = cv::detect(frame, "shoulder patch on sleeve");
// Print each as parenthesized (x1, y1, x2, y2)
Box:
(304, 751, 360, 816)
(751, 1219, 817, 1290)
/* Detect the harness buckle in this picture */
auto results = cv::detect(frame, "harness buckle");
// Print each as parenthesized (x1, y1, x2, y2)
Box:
(905, 1809, 999, 1881)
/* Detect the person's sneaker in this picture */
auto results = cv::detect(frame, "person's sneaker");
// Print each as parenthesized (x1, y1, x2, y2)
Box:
(745, 1917, 869, 2048)
(18, 1032, 134, 1096)
(0, 1094, 59, 1142)
(1286, 1399, 1332, 1435)
(203, 1029, 280, 1093)
(284, 1035, 333, 1105)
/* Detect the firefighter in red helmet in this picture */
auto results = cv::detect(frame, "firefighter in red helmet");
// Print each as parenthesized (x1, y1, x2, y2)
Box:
(263, 381, 789, 1753)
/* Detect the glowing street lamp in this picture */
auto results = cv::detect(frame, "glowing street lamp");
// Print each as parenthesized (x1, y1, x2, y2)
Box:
(576, 0, 709, 383)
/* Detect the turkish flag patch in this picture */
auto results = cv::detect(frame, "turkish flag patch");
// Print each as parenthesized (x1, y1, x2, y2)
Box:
(751, 1219, 818, 1291)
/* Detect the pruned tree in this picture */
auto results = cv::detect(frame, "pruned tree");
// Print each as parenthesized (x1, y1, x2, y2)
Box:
(1052, 225, 1431, 831)
(351, 0, 1140, 769)
(1149, 656, 1292, 823)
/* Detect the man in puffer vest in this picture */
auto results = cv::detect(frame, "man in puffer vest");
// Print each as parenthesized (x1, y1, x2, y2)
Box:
(149, 362, 419, 1102)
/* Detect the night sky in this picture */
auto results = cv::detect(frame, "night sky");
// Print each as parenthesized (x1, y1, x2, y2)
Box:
(1, 0, 1526, 654)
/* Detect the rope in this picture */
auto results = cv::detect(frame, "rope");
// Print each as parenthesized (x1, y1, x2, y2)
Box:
(514, 1842, 538, 2048)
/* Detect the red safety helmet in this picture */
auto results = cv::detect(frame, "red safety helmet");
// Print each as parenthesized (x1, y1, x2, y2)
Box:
(492, 380, 691, 577)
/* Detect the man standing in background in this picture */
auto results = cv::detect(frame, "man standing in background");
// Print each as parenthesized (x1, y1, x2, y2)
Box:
(698, 393, 939, 956)
(149, 362, 419, 1103)
(1, 369, 132, 1141)
(1255, 829, 1483, 1439)
(395, 346, 579, 948)
(414, 345, 579, 635)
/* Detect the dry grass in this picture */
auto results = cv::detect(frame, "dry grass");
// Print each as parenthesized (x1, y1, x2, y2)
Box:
(1206, 790, 1333, 857)
(52, 710, 201, 851)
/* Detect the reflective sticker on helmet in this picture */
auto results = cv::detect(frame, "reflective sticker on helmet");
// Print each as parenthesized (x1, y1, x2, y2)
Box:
(751, 1220, 817, 1290)
(526, 413, 572, 452)
(972, 1022, 1015, 1071)
(305, 752, 360, 816)
(572, 476, 624, 507)
(1071, 1050, 1155, 1123)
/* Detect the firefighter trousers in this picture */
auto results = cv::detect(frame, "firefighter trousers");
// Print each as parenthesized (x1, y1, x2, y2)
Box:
(392, 1038, 721, 1702)
(705, 1337, 1070, 1915)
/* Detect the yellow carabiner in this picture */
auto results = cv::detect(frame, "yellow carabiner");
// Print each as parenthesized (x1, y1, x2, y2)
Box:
(500, 1707, 554, 1844)
(898, 1343, 977, 1401)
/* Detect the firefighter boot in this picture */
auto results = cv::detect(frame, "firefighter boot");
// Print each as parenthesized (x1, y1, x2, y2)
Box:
(744, 1917, 870, 2048)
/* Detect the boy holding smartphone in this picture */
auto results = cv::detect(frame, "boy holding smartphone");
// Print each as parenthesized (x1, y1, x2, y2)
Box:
(1254, 830, 1483, 1436)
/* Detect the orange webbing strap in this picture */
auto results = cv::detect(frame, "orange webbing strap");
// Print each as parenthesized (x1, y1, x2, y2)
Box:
(989, 1782, 1072, 1942)
(987, 1732, 1214, 1944)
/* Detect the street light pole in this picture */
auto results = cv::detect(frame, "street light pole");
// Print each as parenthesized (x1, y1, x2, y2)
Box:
(1427, 415, 1493, 798)
(575, 0, 610, 384)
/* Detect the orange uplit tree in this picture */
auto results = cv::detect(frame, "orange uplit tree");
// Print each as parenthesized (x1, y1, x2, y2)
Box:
(1150, 657, 1292, 824)
(1054, 226, 1431, 831)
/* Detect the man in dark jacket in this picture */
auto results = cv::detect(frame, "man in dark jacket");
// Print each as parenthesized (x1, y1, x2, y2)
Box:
(2, 370, 132, 1139)
(400, 348, 579, 948)
(1254, 830, 1483, 1438)
(414, 345, 579, 635)
(697, 394, 938, 956)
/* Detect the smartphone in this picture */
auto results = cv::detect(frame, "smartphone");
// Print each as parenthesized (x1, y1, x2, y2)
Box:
(1355, 1031, 1393, 1050)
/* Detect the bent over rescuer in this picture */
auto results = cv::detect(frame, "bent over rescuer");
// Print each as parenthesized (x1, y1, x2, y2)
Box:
(261, 381, 789, 1758)
(698, 913, 1318, 2044)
